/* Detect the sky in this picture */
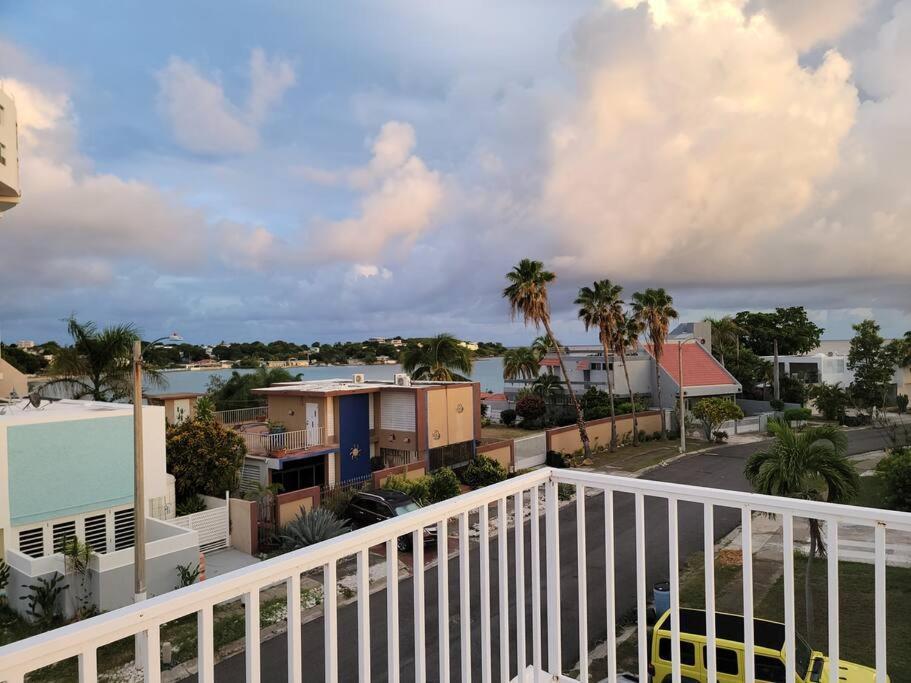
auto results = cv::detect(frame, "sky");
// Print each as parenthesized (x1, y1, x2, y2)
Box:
(1, 0, 911, 345)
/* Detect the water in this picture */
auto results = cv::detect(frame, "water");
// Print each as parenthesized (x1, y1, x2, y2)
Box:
(154, 357, 506, 395)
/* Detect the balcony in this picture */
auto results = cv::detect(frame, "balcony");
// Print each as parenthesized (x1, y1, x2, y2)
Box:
(214, 406, 269, 427)
(241, 426, 327, 456)
(0, 468, 908, 682)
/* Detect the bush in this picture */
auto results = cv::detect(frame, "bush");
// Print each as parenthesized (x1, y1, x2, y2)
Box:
(712, 430, 729, 444)
(652, 431, 662, 441)
(515, 394, 546, 422)
(384, 474, 431, 505)
(278, 508, 350, 551)
(770, 399, 785, 412)
(427, 468, 461, 503)
(546, 450, 568, 468)
(783, 407, 812, 425)
(692, 398, 745, 441)
(875, 448, 911, 512)
(808, 382, 850, 420)
(557, 483, 575, 501)
(166, 418, 246, 501)
(897, 394, 909, 414)
(176, 495, 207, 516)
(500, 409, 517, 426)
(461, 455, 507, 488)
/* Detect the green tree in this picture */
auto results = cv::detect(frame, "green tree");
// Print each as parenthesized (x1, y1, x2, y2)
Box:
(504, 259, 591, 457)
(401, 333, 473, 381)
(875, 448, 911, 512)
(887, 331, 911, 369)
(807, 382, 850, 421)
(631, 288, 678, 439)
(848, 319, 896, 411)
(724, 347, 772, 399)
(531, 335, 552, 361)
(0, 343, 48, 374)
(613, 311, 645, 444)
(576, 280, 624, 451)
(703, 315, 745, 367)
(166, 418, 247, 502)
(734, 307, 824, 356)
(502, 346, 540, 381)
(45, 317, 165, 401)
(744, 420, 858, 641)
(692, 398, 744, 441)
(207, 367, 301, 410)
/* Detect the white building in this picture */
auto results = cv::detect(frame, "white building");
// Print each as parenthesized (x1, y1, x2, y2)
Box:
(0, 88, 21, 213)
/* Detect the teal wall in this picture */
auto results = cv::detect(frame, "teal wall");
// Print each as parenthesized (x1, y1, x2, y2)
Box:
(7, 416, 134, 525)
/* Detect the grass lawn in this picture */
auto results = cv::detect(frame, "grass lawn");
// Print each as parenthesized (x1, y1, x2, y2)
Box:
(480, 424, 541, 443)
(587, 438, 709, 473)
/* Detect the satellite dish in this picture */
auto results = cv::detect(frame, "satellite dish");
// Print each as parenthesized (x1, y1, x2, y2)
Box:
(27, 392, 43, 409)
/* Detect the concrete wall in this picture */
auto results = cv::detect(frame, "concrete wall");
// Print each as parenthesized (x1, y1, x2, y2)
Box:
(372, 461, 427, 488)
(425, 384, 477, 450)
(91, 544, 201, 612)
(546, 411, 663, 454)
(477, 441, 513, 472)
(229, 497, 257, 555)
(275, 486, 320, 527)
(0, 89, 21, 209)
(737, 398, 801, 415)
(0, 358, 28, 398)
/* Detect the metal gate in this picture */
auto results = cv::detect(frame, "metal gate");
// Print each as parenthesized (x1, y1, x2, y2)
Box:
(513, 433, 547, 468)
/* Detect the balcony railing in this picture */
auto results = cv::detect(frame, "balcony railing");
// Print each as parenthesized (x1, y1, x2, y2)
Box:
(0, 468, 908, 682)
(242, 426, 327, 455)
(214, 406, 268, 426)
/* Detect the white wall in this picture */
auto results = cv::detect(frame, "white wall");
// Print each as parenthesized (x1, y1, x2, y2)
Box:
(0, 89, 20, 206)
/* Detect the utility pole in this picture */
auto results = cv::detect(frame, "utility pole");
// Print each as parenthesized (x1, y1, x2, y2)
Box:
(773, 338, 780, 401)
(132, 340, 147, 665)
(678, 340, 686, 454)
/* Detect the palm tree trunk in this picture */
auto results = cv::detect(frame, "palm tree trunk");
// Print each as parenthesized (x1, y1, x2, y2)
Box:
(620, 351, 639, 446)
(544, 321, 591, 458)
(600, 331, 617, 452)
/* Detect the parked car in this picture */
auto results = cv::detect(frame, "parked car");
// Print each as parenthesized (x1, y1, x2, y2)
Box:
(650, 608, 882, 683)
(345, 489, 437, 551)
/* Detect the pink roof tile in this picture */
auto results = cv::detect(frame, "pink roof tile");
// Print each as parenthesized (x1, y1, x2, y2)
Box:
(647, 343, 738, 388)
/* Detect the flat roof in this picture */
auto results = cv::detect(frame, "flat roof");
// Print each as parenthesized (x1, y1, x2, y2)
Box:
(0, 398, 137, 423)
(253, 377, 475, 397)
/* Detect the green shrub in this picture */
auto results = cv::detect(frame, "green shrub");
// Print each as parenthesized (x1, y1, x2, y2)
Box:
(770, 399, 785, 411)
(652, 431, 662, 441)
(875, 448, 911, 512)
(461, 455, 507, 488)
(427, 467, 461, 503)
(277, 508, 350, 551)
(176, 494, 207, 516)
(897, 394, 909, 414)
(546, 450, 568, 468)
(500, 409, 517, 426)
(384, 474, 431, 505)
(692, 397, 744, 440)
(557, 483, 575, 501)
(516, 394, 546, 422)
(783, 407, 812, 425)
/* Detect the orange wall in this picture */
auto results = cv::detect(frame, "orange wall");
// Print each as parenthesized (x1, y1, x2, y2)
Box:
(547, 411, 663, 454)
(426, 388, 449, 448)
(425, 385, 476, 449)
(275, 486, 320, 526)
(477, 441, 512, 471)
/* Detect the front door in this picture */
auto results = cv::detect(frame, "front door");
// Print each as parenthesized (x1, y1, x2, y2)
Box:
(306, 402, 319, 444)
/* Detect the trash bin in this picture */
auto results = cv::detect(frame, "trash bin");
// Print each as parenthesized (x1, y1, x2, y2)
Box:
(653, 581, 670, 617)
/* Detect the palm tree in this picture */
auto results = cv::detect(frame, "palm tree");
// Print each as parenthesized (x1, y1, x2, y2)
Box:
(532, 374, 565, 425)
(504, 259, 591, 457)
(502, 346, 541, 381)
(744, 420, 858, 642)
(576, 280, 624, 452)
(631, 288, 678, 439)
(45, 317, 165, 402)
(531, 335, 552, 361)
(614, 311, 645, 445)
(401, 333, 473, 381)
(704, 315, 744, 367)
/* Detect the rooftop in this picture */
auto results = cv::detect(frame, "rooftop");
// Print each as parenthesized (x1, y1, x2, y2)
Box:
(0, 398, 137, 423)
(253, 376, 474, 397)
(650, 342, 740, 388)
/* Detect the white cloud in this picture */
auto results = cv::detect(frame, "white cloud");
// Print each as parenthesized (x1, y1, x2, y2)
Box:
(156, 49, 295, 155)
(754, 0, 875, 51)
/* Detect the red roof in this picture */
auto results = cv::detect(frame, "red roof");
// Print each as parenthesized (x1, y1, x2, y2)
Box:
(648, 343, 737, 388)
(480, 392, 507, 401)
(539, 358, 560, 367)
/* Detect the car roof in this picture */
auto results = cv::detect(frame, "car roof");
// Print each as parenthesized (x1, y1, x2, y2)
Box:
(656, 609, 786, 652)
(356, 489, 414, 505)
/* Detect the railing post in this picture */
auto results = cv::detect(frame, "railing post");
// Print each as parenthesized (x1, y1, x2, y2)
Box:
(545, 477, 561, 676)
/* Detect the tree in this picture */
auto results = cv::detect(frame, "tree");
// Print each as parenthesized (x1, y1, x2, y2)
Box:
(576, 280, 624, 451)
(848, 319, 896, 411)
(807, 382, 850, 421)
(703, 315, 744, 367)
(734, 307, 824, 357)
(631, 288, 678, 439)
(207, 366, 301, 410)
(724, 348, 772, 399)
(692, 398, 744, 441)
(504, 259, 591, 456)
(887, 331, 911, 370)
(166, 418, 247, 503)
(45, 317, 165, 401)
(875, 448, 911, 512)
(502, 346, 540, 381)
(515, 393, 546, 424)
(401, 333, 473, 381)
(744, 420, 858, 642)
(613, 311, 645, 445)
(0, 343, 47, 374)
(531, 374, 564, 425)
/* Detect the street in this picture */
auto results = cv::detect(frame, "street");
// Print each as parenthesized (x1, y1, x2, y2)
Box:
(195, 427, 898, 682)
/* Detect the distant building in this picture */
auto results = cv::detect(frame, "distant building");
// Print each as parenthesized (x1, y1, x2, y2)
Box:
(368, 337, 387, 344)
(460, 341, 479, 352)
(146, 392, 204, 425)
(0, 88, 21, 213)
(15, 340, 35, 350)
(390, 338, 404, 348)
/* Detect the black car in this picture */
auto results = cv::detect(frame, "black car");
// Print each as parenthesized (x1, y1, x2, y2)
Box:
(345, 489, 437, 551)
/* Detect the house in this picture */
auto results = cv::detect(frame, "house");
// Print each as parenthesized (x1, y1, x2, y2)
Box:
(0, 398, 199, 618)
(0, 88, 21, 213)
(0, 357, 28, 401)
(145, 392, 204, 425)
(234, 374, 481, 495)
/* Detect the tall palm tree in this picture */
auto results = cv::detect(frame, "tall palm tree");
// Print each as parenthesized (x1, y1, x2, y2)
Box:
(614, 311, 645, 445)
(532, 373, 565, 425)
(631, 288, 678, 439)
(704, 315, 744, 367)
(502, 346, 540, 381)
(576, 280, 624, 452)
(744, 420, 858, 642)
(531, 335, 552, 361)
(504, 259, 591, 457)
(401, 333, 473, 381)
(45, 317, 165, 402)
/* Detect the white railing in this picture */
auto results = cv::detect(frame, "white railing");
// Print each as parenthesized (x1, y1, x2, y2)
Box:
(215, 406, 268, 426)
(1, 468, 908, 682)
(243, 427, 326, 455)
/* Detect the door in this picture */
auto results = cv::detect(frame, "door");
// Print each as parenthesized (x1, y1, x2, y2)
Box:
(306, 402, 319, 444)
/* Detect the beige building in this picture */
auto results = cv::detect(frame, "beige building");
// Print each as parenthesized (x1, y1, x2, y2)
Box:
(0, 88, 21, 213)
(0, 358, 28, 400)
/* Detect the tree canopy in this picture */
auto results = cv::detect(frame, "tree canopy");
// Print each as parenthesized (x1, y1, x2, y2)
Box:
(401, 333, 473, 381)
(207, 366, 301, 410)
(734, 307, 823, 356)
(848, 319, 896, 410)
(166, 418, 247, 502)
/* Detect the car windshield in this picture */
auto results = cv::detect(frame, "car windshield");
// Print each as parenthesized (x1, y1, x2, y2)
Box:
(795, 635, 812, 680)
(394, 502, 420, 516)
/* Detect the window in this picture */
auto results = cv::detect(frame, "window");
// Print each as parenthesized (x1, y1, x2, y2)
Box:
(755, 655, 786, 683)
(18, 527, 44, 558)
(428, 441, 473, 470)
(705, 646, 740, 675)
(114, 508, 135, 551)
(52, 520, 77, 554)
(84, 514, 108, 554)
(658, 638, 696, 665)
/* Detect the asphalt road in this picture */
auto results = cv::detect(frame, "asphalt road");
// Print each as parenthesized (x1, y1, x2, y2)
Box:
(195, 427, 898, 682)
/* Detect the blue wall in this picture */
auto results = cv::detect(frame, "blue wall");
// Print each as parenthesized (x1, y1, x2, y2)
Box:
(6, 416, 134, 525)
(338, 394, 372, 483)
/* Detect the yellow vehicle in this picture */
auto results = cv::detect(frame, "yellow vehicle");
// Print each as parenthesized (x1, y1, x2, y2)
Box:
(649, 608, 882, 683)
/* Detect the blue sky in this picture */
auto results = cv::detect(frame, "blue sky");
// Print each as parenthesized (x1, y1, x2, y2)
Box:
(2, 0, 911, 345)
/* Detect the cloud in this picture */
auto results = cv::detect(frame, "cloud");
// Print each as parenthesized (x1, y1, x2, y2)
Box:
(156, 49, 295, 155)
(753, 0, 875, 51)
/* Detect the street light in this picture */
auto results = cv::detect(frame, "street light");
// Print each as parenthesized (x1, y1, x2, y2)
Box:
(676, 335, 700, 454)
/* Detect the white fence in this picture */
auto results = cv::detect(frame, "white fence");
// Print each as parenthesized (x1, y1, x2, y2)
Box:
(215, 406, 268, 426)
(1, 469, 909, 682)
(169, 494, 230, 554)
(513, 433, 547, 468)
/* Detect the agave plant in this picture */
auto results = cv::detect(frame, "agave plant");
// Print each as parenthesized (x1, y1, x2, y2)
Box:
(277, 508, 351, 551)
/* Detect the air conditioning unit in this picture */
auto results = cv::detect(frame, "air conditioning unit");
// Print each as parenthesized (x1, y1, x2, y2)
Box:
(352, 373, 365, 384)
(394, 373, 411, 387)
